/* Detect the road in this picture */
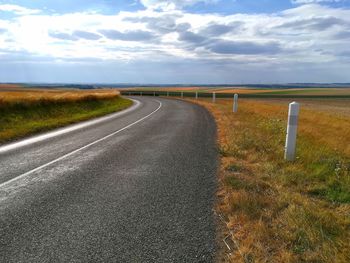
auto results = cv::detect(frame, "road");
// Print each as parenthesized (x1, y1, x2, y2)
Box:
(0, 96, 218, 262)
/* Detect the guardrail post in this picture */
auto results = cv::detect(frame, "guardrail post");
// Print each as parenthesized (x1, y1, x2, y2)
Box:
(233, 94, 238, 112)
(213, 92, 216, 103)
(195, 92, 198, 99)
(181, 92, 183, 98)
(140, 91, 142, 96)
(285, 102, 300, 161)
(167, 91, 169, 97)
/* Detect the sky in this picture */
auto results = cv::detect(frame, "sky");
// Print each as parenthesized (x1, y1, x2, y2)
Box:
(1, 0, 350, 84)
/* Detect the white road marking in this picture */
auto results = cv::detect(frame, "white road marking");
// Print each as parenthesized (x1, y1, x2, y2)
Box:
(0, 99, 141, 154)
(0, 99, 162, 188)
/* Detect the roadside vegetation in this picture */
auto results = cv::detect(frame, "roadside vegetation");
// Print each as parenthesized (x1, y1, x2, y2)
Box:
(123, 86, 350, 97)
(190, 98, 350, 262)
(0, 89, 132, 143)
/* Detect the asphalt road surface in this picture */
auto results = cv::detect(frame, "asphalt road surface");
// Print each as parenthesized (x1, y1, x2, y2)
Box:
(0, 96, 218, 263)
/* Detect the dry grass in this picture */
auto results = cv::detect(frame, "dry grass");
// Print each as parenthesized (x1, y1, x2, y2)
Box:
(213, 88, 285, 94)
(121, 87, 204, 92)
(188, 98, 350, 263)
(127, 86, 350, 96)
(261, 99, 350, 118)
(157, 87, 204, 91)
(213, 88, 350, 96)
(263, 88, 350, 96)
(216, 88, 350, 96)
(212, 87, 350, 96)
(0, 88, 130, 143)
(238, 99, 350, 156)
(0, 89, 119, 104)
(0, 84, 23, 89)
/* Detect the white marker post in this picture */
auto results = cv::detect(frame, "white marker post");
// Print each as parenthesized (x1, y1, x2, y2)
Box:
(153, 91, 156, 97)
(181, 92, 183, 98)
(167, 91, 169, 97)
(233, 94, 238, 113)
(140, 91, 142, 96)
(285, 102, 300, 161)
(195, 92, 198, 100)
(213, 92, 216, 103)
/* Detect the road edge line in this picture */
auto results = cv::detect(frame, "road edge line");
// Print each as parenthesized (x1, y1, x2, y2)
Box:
(0, 99, 141, 154)
(0, 99, 162, 188)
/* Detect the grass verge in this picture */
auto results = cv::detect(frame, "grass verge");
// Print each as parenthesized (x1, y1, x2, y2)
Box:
(0, 90, 132, 143)
(188, 98, 350, 263)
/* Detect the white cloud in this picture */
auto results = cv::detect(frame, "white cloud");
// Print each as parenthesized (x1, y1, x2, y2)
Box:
(1, 3, 350, 82)
(0, 4, 41, 15)
(291, 0, 342, 4)
(140, 0, 218, 10)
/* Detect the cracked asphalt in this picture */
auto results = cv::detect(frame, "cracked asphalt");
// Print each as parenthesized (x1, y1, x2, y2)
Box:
(0, 96, 218, 262)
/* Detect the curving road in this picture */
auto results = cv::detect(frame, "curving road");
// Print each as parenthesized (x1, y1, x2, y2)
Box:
(0, 96, 218, 262)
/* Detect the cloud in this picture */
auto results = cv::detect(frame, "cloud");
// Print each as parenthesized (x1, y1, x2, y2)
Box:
(49, 31, 79, 41)
(333, 30, 350, 38)
(291, 0, 342, 4)
(0, 4, 41, 15)
(178, 31, 207, 44)
(140, 0, 217, 10)
(198, 22, 242, 36)
(1, 3, 350, 83)
(0, 49, 54, 63)
(72, 30, 102, 40)
(124, 15, 190, 33)
(98, 29, 156, 41)
(337, 50, 350, 57)
(206, 40, 282, 55)
(276, 16, 346, 31)
(49, 30, 116, 41)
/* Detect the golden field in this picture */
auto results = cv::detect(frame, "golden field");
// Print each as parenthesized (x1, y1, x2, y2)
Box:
(236, 99, 350, 156)
(0, 88, 119, 104)
(0, 88, 130, 143)
(121, 86, 350, 96)
(209, 88, 350, 95)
